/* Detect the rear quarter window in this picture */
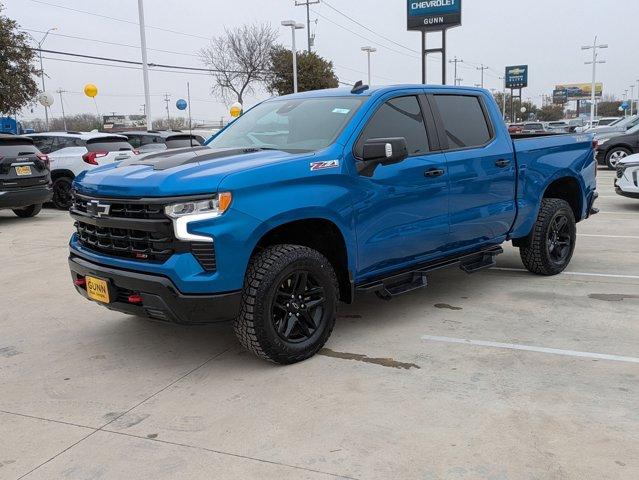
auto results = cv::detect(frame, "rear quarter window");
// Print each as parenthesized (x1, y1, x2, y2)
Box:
(87, 137, 133, 152)
(433, 95, 493, 149)
(165, 137, 201, 149)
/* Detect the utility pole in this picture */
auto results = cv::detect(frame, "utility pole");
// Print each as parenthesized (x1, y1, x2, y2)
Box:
(34, 27, 57, 131)
(449, 57, 463, 86)
(281, 21, 305, 93)
(623, 90, 629, 117)
(56, 89, 67, 131)
(138, 0, 152, 131)
(295, 0, 319, 52)
(499, 76, 506, 120)
(163, 93, 171, 126)
(582, 36, 607, 128)
(476, 64, 489, 88)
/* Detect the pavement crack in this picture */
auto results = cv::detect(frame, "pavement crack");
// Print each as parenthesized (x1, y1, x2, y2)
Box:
(319, 348, 420, 370)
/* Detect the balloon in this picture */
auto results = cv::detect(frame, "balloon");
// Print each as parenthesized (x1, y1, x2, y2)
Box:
(230, 102, 243, 118)
(84, 84, 98, 98)
(38, 92, 54, 107)
(176, 99, 188, 110)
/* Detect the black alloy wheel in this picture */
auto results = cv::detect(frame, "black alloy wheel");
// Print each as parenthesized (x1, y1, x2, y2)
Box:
(272, 270, 326, 343)
(52, 177, 74, 210)
(547, 214, 572, 264)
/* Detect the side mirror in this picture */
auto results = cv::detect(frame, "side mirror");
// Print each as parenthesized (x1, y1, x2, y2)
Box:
(358, 137, 408, 176)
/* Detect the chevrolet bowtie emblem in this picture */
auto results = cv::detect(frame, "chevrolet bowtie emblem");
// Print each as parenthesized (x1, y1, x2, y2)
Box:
(86, 200, 111, 217)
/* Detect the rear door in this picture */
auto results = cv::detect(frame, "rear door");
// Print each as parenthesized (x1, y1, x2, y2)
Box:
(0, 138, 50, 191)
(429, 92, 516, 249)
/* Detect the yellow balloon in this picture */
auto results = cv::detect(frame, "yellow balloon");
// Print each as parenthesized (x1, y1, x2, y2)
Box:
(84, 84, 98, 98)
(230, 102, 242, 118)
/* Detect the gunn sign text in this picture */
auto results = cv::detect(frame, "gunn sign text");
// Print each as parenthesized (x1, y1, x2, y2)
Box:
(407, 0, 462, 31)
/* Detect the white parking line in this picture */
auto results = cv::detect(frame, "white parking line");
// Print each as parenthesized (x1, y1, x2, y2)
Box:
(597, 211, 639, 215)
(421, 335, 639, 364)
(579, 234, 639, 239)
(492, 267, 639, 280)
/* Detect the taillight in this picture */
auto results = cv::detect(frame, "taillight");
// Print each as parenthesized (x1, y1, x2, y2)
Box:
(132, 149, 140, 155)
(82, 151, 108, 165)
(36, 154, 50, 169)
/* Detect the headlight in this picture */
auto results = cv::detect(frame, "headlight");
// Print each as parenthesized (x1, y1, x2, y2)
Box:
(165, 192, 232, 242)
(164, 192, 232, 219)
(597, 138, 609, 146)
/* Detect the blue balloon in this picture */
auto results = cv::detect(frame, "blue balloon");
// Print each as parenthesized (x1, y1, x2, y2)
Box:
(176, 99, 188, 110)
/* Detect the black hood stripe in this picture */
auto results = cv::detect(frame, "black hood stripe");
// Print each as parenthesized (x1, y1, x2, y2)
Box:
(117, 147, 262, 171)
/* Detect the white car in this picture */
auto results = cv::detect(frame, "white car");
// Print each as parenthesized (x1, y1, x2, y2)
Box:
(615, 153, 639, 199)
(27, 132, 136, 209)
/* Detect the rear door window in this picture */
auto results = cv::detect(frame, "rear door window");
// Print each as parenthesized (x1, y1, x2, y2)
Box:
(31, 136, 55, 154)
(433, 95, 492, 149)
(87, 137, 133, 152)
(355, 95, 429, 157)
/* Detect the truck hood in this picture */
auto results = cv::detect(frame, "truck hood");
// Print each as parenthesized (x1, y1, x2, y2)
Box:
(74, 146, 306, 197)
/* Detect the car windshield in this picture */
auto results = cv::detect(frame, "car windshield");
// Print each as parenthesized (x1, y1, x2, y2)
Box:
(209, 97, 365, 153)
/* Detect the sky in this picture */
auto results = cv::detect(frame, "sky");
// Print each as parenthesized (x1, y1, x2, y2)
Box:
(6, 0, 639, 125)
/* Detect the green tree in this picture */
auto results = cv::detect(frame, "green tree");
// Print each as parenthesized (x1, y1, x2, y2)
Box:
(596, 101, 623, 118)
(50, 114, 102, 132)
(0, 2, 40, 114)
(537, 105, 565, 121)
(267, 46, 339, 96)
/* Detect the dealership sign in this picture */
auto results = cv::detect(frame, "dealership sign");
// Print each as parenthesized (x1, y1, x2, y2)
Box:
(554, 83, 603, 101)
(505, 65, 528, 89)
(407, 0, 462, 31)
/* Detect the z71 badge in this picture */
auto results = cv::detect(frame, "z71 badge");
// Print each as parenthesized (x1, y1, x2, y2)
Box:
(310, 160, 340, 171)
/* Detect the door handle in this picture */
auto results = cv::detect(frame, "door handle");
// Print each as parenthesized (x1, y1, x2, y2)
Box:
(424, 168, 445, 178)
(495, 159, 511, 168)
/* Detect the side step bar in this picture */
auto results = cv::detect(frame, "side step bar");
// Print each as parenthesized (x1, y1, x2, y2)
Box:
(356, 246, 503, 300)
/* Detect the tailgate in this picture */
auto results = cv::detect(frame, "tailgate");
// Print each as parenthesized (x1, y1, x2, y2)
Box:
(0, 153, 50, 190)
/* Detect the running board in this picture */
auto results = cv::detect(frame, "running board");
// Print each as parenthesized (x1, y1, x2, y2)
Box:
(356, 246, 503, 300)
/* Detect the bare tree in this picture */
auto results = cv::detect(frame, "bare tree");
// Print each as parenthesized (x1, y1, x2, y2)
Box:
(200, 23, 277, 105)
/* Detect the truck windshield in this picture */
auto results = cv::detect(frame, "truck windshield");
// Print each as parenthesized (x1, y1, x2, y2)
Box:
(209, 97, 365, 153)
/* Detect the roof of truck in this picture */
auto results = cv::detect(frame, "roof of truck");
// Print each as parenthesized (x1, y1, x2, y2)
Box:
(275, 84, 487, 100)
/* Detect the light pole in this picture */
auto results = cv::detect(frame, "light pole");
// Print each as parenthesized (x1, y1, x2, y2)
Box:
(138, 0, 152, 130)
(281, 21, 305, 94)
(581, 36, 607, 128)
(630, 85, 635, 116)
(499, 76, 506, 119)
(361, 46, 377, 85)
(35, 27, 57, 131)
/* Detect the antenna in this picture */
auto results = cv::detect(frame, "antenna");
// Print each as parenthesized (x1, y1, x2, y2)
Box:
(351, 80, 369, 94)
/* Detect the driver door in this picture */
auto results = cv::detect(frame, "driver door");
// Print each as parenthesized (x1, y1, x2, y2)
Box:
(349, 94, 450, 280)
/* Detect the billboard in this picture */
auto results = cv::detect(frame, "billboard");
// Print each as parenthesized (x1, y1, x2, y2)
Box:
(552, 89, 568, 105)
(553, 83, 603, 101)
(407, 0, 462, 31)
(505, 65, 528, 89)
(102, 115, 147, 132)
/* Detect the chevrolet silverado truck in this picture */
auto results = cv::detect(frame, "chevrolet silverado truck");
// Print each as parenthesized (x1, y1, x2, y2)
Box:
(68, 84, 597, 364)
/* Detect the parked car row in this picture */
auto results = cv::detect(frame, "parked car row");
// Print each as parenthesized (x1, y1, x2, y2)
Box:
(615, 153, 639, 199)
(595, 123, 639, 169)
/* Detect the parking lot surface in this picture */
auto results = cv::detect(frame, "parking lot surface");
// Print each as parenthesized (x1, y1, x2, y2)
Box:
(1, 168, 638, 480)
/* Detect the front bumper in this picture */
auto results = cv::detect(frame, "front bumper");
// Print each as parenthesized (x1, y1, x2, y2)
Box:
(0, 185, 53, 209)
(69, 254, 242, 324)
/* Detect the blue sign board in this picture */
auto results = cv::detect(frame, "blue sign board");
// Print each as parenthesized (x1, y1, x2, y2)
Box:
(407, 0, 462, 31)
(505, 65, 528, 89)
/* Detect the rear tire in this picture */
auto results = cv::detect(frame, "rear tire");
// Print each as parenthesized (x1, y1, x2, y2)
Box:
(519, 198, 576, 276)
(234, 244, 339, 365)
(12, 204, 42, 218)
(605, 147, 630, 170)
(52, 176, 74, 210)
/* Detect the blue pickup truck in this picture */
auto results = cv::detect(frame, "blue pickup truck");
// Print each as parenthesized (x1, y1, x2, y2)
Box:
(68, 84, 597, 364)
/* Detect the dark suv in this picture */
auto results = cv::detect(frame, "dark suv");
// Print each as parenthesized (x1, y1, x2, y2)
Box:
(0, 135, 52, 217)
(121, 131, 204, 153)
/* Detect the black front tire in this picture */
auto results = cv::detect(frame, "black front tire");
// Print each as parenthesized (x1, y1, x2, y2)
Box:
(12, 204, 42, 218)
(52, 176, 74, 210)
(234, 244, 339, 365)
(519, 198, 576, 276)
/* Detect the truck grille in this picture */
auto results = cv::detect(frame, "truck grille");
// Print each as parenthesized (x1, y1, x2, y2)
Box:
(71, 193, 216, 270)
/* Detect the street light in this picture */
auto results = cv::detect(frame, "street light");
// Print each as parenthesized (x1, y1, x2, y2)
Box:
(361, 46, 377, 85)
(36, 27, 57, 131)
(138, 0, 152, 130)
(281, 20, 305, 93)
(582, 36, 607, 128)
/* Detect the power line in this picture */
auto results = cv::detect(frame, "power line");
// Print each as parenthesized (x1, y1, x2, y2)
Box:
(321, 1, 418, 55)
(29, 0, 213, 41)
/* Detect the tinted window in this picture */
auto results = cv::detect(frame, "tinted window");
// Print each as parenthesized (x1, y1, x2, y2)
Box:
(433, 95, 492, 149)
(31, 136, 55, 154)
(126, 135, 142, 148)
(356, 96, 429, 157)
(165, 136, 201, 149)
(0, 141, 39, 157)
(87, 137, 133, 152)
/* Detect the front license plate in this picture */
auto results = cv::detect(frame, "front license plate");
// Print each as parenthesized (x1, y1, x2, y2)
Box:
(86, 276, 110, 303)
(15, 165, 32, 176)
